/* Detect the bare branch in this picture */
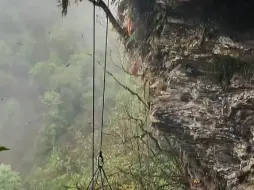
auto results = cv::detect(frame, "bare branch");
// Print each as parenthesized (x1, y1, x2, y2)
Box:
(87, 0, 128, 39)
(97, 61, 148, 108)
(60, 0, 128, 38)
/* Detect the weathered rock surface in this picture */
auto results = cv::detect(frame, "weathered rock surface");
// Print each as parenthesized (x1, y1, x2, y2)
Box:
(113, 1, 254, 189)
(116, 1, 254, 189)
(60, 0, 254, 189)
(150, 60, 254, 189)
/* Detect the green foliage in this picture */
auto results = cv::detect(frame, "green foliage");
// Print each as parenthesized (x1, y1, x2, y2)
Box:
(0, 164, 23, 190)
(0, 146, 9, 152)
(25, 77, 183, 190)
(102, 87, 184, 190)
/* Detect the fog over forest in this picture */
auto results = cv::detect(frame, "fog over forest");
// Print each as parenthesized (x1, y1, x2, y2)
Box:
(0, 0, 119, 173)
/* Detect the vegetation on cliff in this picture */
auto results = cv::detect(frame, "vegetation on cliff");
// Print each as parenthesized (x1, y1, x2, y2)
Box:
(60, 0, 254, 189)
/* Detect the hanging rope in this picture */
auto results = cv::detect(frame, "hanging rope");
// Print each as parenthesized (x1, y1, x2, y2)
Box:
(91, 0, 96, 189)
(99, 0, 109, 152)
(87, 0, 112, 189)
(86, 151, 112, 190)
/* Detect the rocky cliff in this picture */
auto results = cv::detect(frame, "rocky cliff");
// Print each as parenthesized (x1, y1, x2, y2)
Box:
(117, 1, 254, 189)
(61, 0, 254, 189)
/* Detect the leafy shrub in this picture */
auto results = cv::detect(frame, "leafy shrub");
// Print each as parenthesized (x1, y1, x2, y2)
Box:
(0, 164, 23, 190)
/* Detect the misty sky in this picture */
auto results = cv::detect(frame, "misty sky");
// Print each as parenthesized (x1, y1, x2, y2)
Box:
(0, 0, 118, 50)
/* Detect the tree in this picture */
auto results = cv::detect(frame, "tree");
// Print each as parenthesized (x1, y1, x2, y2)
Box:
(26, 69, 184, 190)
(0, 164, 23, 190)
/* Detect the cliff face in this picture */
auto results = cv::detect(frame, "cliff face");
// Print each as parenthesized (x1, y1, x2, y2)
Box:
(116, 0, 254, 189)
(150, 61, 254, 190)
(61, 0, 254, 189)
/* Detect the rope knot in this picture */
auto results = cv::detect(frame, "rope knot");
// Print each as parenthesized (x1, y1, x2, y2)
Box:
(97, 151, 104, 168)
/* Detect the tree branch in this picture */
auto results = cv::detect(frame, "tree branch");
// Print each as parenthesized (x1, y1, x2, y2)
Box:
(87, 0, 128, 39)
(60, 0, 128, 39)
(97, 61, 148, 108)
